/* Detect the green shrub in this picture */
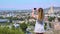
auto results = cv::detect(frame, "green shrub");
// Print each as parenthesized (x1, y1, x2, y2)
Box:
(20, 22, 28, 33)
(0, 26, 24, 34)
(44, 23, 47, 30)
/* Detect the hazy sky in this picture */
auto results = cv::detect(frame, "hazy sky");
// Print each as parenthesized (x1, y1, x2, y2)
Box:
(0, 0, 60, 10)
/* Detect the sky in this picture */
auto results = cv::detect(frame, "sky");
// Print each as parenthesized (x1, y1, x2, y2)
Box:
(0, 0, 60, 10)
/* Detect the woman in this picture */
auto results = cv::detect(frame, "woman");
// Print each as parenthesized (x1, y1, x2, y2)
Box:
(32, 8, 45, 34)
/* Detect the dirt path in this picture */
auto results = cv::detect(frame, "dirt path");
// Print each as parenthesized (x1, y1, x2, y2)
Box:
(44, 30, 60, 34)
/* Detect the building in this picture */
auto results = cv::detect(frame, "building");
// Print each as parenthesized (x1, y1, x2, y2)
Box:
(48, 6, 54, 14)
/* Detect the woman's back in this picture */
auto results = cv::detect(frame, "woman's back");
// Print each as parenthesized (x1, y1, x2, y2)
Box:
(32, 8, 45, 34)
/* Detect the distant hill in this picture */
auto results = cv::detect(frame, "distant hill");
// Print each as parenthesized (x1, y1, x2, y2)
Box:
(0, 7, 60, 13)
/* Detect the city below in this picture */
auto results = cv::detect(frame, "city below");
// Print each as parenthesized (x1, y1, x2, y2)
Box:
(0, 6, 60, 34)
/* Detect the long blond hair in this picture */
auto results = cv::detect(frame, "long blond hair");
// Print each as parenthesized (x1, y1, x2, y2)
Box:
(37, 8, 44, 21)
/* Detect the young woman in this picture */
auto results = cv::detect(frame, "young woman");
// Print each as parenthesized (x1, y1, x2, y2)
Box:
(32, 8, 45, 34)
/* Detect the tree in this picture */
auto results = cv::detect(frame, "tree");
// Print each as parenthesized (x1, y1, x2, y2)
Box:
(48, 16, 55, 22)
(0, 16, 4, 19)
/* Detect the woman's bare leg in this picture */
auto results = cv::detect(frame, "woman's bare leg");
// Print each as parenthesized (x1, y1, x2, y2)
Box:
(36, 33, 44, 34)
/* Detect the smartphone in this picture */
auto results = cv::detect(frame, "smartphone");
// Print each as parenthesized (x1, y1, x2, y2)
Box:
(34, 8, 36, 10)
(34, 8, 37, 14)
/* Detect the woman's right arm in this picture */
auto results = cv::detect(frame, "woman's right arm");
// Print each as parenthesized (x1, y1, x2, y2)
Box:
(32, 9, 37, 19)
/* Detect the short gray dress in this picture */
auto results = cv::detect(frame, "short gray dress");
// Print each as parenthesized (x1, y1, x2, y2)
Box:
(34, 19, 45, 33)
